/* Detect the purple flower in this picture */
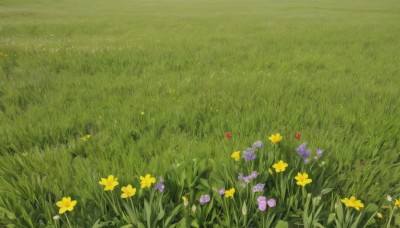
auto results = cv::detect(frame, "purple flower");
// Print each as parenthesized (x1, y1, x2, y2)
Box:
(296, 143, 311, 160)
(257, 197, 277, 211)
(243, 148, 256, 161)
(199, 195, 210, 205)
(267, 198, 276, 208)
(218, 188, 225, 195)
(253, 141, 264, 149)
(153, 177, 165, 192)
(253, 183, 265, 192)
(238, 171, 258, 184)
(257, 196, 267, 211)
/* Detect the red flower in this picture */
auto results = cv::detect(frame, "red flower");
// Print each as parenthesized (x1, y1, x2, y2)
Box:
(225, 132, 232, 139)
(295, 132, 301, 140)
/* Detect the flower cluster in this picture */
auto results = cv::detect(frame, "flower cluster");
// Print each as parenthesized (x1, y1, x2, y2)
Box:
(97, 174, 160, 200)
(296, 143, 324, 163)
(257, 196, 276, 211)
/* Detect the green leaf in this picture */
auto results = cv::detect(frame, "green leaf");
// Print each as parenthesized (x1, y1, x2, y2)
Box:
(312, 222, 325, 228)
(394, 214, 400, 226)
(144, 200, 152, 228)
(364, 203, 378, 213)
(0, 206, 15, 220)
(275, 220, 289, 228)
(366, 217, 376, 226)
(156, 209, 165, 221)
(350, 212, 362, 228)
(206, 198, 214, 216)
(120, 225, 134, 228)
(242, 200, 248, 216)
(321, 188, 333, 195)
(336, 200, 344, 223)
(191, 219, 200, 228)
(164, 205, 182, 226)
(327, 213, 336, 225)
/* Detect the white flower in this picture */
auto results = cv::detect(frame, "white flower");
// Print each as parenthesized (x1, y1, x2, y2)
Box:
(53, 215, 60, 220)
(387, 195, 392, 202)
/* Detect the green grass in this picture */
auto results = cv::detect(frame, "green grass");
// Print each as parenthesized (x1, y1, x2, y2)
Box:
(1, 0, 400, 226)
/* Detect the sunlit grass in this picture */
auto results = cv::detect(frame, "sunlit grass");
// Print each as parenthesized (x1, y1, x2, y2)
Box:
(1, 0, 400, 226)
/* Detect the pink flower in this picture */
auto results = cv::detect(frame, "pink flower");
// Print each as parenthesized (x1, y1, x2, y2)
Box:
(257, 196, 267, 211)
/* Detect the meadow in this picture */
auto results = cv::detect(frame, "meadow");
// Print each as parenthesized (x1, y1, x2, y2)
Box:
(1, 0, 400, 226)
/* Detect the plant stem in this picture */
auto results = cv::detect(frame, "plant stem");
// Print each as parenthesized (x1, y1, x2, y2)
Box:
(386, 205, 395, 228)
(64, 213, 72, 228)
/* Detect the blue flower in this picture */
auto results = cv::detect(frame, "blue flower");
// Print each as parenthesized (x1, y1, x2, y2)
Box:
(253, 141, 264, 149)
(243, 148, 256, 161)
(238, 171, 258, 184)
(199, 195, 210, 205)
(253, 183, 265, 192)
(153, 177, 165, 192)
(296, 143, 311, 160)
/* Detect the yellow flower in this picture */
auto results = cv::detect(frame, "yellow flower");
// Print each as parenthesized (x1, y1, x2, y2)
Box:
(272, 160, 288, 172)
(80, 134, 91, 142)
(141, 111, 145, 115)
(224, 188, 235, 198)
(377, 212, 383, 219)
(395, 199, 400, 208)
(121, 184, 136, 198)
(56, 197, 77, 214)
(341, 197, 352, 207)
(268, 133, 282, 144)
(295, 172, 312, 187)
(99, 175, 119, 191)
(231, 151, 241, 161)
(341, 196, 364, 211)
(140, 174, 156, 188)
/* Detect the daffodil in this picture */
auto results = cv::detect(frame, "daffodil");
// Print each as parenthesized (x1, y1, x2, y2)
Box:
(140, 174, 156, 188)
(56, 197, 77, 214)
(295, 172, 312, 187)
(121, 184, 137, 198)
(224, 188, 235, 198)
(231, 151, 241, 161)
(272, 160, 288, 172)
(268, 133, 282, 144)
(99, 175, 119, 191)
(341, 196, 364, 211)
(396, 199, 400, 208)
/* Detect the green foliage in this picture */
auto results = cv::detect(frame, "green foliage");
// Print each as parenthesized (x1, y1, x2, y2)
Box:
(1, 0, 400, 226)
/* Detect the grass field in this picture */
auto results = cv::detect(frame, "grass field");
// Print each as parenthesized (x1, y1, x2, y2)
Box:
(1, 0, 400, 226)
